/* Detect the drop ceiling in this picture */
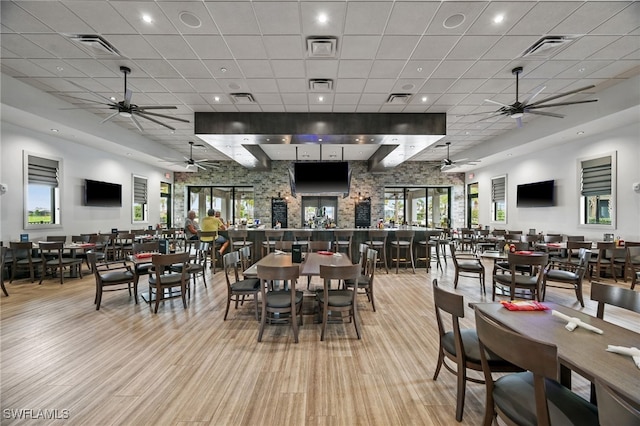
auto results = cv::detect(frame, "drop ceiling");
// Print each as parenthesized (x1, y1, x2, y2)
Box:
(1, 0, 639, 171)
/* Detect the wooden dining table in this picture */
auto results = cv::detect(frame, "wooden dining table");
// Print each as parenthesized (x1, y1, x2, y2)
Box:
(472, 302, 640, 405)
(243, 251, 353, 278)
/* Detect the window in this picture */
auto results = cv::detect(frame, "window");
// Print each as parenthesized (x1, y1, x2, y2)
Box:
(187, 186, 254, 225)
(491, 175, 507, 224)
(579, 153, 616, 227)
(386, 186, 451, 228)
(132, 175, 148, 223)
(24, 152, 62, 229)
(160, 182, 171, 227)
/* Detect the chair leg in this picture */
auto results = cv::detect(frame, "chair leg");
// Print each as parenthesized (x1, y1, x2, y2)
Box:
(291, 306, 299, 343)
(224, 295, 232, 320)
(258, 305, 267, 342)
(432, 349, 444, 380)
(320, 303, 328, 342)
(455, 363, 467, 422)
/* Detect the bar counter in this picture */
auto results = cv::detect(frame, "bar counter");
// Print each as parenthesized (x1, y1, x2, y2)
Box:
(221, 227, 437, 261)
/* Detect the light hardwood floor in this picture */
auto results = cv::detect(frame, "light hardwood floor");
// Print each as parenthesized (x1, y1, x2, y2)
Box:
(1, 255, 637, 425)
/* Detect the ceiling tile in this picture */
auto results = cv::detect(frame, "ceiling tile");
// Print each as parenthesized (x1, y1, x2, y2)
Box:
(385, 2, 439, 35)
(340, 36, 381, 59)
(205, 1, 261, 35)
(263, 35, 305, 59)
(344, 2, 392, 35)
(253, 2, 302, 35)
(376, 35, 420, 60)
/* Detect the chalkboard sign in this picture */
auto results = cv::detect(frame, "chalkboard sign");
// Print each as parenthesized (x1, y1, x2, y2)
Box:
(355, 199, 371, 228)
(271, 198, 288, 228)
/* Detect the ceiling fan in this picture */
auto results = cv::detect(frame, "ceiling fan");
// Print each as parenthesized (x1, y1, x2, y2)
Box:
(177, 141, 219, 171)
(467, 66, 598, 128)
(438, 142, 478, 170)
(63, 66, 189, 132)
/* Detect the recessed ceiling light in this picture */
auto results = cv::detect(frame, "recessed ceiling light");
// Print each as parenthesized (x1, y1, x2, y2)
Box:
(421, 96, 428, 103)
(220, 67, 227, 73)
(577, 131, 585, 135)
(318, 13, 328, 24)
(142, 14, 153, 23)
(214, 96, 220, 102)
(318, 138, 323, 142)
(355, 138, 360, 142)
(282, 138, 285, 142)
(110, 96, 116, 101)
(318, 96, 324, 102)
(417, 67, 423, 73)
(493, 14, 505, 24)
(56, 66, 64, 72)
(51, 128, 59, 132)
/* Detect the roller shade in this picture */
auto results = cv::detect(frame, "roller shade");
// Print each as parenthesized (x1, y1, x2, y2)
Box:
(28, 155, 58, 186)
(581, 157, 611, 196)
(491, 177, 506, 202)
(133, 176, 147, 204)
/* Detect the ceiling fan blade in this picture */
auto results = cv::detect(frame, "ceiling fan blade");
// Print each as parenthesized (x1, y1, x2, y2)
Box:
(59, 93, 116, 107)
(134, 111, 177, 131)
(527, 99, 598, 109)
(100, 111, 119, 124)
(521, 85, 546, 105)
(195, 163, 207, 171)
(65, 80, 116, 104)
(527, 85, 596, 107)
(484, 99, 511, 108)
(130, 114, 144, 132)
(471, 112, 507, 124)
(124, 88, 132, 108)
(134, 110, 190, 123)
(137, 105, 178, 110)
(526, 110, 565, 119)
(516, 116, 523, 128)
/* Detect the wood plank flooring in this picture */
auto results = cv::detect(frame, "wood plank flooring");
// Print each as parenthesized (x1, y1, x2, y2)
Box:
(1, 255, 637, 425)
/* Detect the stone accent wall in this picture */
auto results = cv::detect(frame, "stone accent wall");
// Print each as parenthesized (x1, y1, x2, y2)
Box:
(174, 161, 466, 228)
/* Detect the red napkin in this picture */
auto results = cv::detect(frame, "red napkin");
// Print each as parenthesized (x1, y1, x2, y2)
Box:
(547, 243, 561, 247)
(515, 250, 533, 255)
(80, 243, 95, 248)
(134, 253, 153, 259)
(317, 251, 334, 255)
(500, 300, 549, 311)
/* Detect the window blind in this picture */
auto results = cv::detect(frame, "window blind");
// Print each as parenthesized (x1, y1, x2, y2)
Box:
(581, 156, 611, 196)
(133, 176, 147, 204)
(28, 155, 58, 186)
(491, 177, 506, 202)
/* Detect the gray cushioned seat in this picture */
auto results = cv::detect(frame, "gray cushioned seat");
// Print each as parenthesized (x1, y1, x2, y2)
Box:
(265, 290, 303, 308)
(101, 270, 134, 283)
(231, 278, 259, 292)
(316, 290, 353, 307)
(442, 329, 504, 363)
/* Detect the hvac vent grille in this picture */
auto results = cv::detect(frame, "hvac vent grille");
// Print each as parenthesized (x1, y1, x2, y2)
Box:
(386, 93, 412, 104)
(521, 35, 580, 58)
(306, 37, 338, 58)
(64, 34, 121, 57)
(309, 79, 333, 92)
(230, 93, 256, 104)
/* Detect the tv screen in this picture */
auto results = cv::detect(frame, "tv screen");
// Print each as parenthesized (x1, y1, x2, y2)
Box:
(84, 179, 122, 207)
(516, 180, 555, 207)
(293, 162, 350, 193)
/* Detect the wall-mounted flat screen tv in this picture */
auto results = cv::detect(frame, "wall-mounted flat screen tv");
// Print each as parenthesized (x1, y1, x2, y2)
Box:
(516, 180, 555, 207)
(293, 162, 350, 193)
(84, 179, 122, 207)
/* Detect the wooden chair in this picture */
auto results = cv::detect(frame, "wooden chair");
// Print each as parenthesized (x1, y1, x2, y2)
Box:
(261, 229, 284, 258)
(345, 247, 377, 312)
(594, 379, 640, 426)
(589, 241, 618, 282)
(458, 228, 476, 252)
(417, 229, 443, 271)
(223, 251, 260, 320)
(148, 252, 190, 314)
(520, 234, 539, 249)
(333, 230, 353, 257)
(308, 240, 332, 252)
(274, 240, 293, 252)
(87, 252, 136, 310)
(389, 229, 415, 274)
(257, 264, 303, 343)
(432, 279, 519, 422)
(542, 248, 591, 307)
(1, 246, 8, 296)
(172, 241, 209, 290)
(474, 308, 598, 426)
(10, 241, 42, 283)
(227, 228, 253, 257)
(450, 242, 485, 294)
(492, 252, 549, 301)
(38, 241, 83, 285)
(590, 281, 640, 319)
(622, 243, 640, 288)
(317, 264, 361, 341)
(292, 229, 312, 252)
(365, 229, 389, 274)
(197, 231, 219, 273)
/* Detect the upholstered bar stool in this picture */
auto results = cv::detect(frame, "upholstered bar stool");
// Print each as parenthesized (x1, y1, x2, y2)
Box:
(333, 230, 353, 257)
(365, 229, 389, 274)
(417, 230, 443, 271)
(390, 229, 415, 274)
(261, 229, 284, 258)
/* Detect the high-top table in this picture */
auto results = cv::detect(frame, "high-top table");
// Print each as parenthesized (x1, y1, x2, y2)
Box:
(472, 302, 640, 405)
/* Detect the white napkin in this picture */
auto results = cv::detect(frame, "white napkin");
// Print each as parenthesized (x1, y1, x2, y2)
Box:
(274, 250, 286, 255)
(333, 253, 342, 257)
(606, 345, 640, 369)
(551, 310, 604, 334)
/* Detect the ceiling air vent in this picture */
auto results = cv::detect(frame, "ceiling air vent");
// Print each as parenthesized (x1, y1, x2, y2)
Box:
(309, 79, 333, 92)
(521, 35, 580, 59)
(64, 34, 121, 57)
(306, 37, 338, 58)
(230, 93, 256, 104)
(386, 93, 412, 104)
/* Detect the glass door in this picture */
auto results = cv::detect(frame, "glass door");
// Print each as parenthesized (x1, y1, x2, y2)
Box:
(468, 183, 479, 228)
(301, 196, 338, 228)
(160, 182, 171, 227)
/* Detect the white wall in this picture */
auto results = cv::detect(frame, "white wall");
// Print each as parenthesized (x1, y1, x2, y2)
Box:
(0, 122, 172, 242)
(469, 121, 640, 241)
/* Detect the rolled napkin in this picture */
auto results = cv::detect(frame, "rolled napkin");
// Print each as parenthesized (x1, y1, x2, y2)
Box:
(333, 253, 342, 257)
(274, 250, 286, 255)
(606, 345, 640, 369)
(551, 310, 604, 334)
